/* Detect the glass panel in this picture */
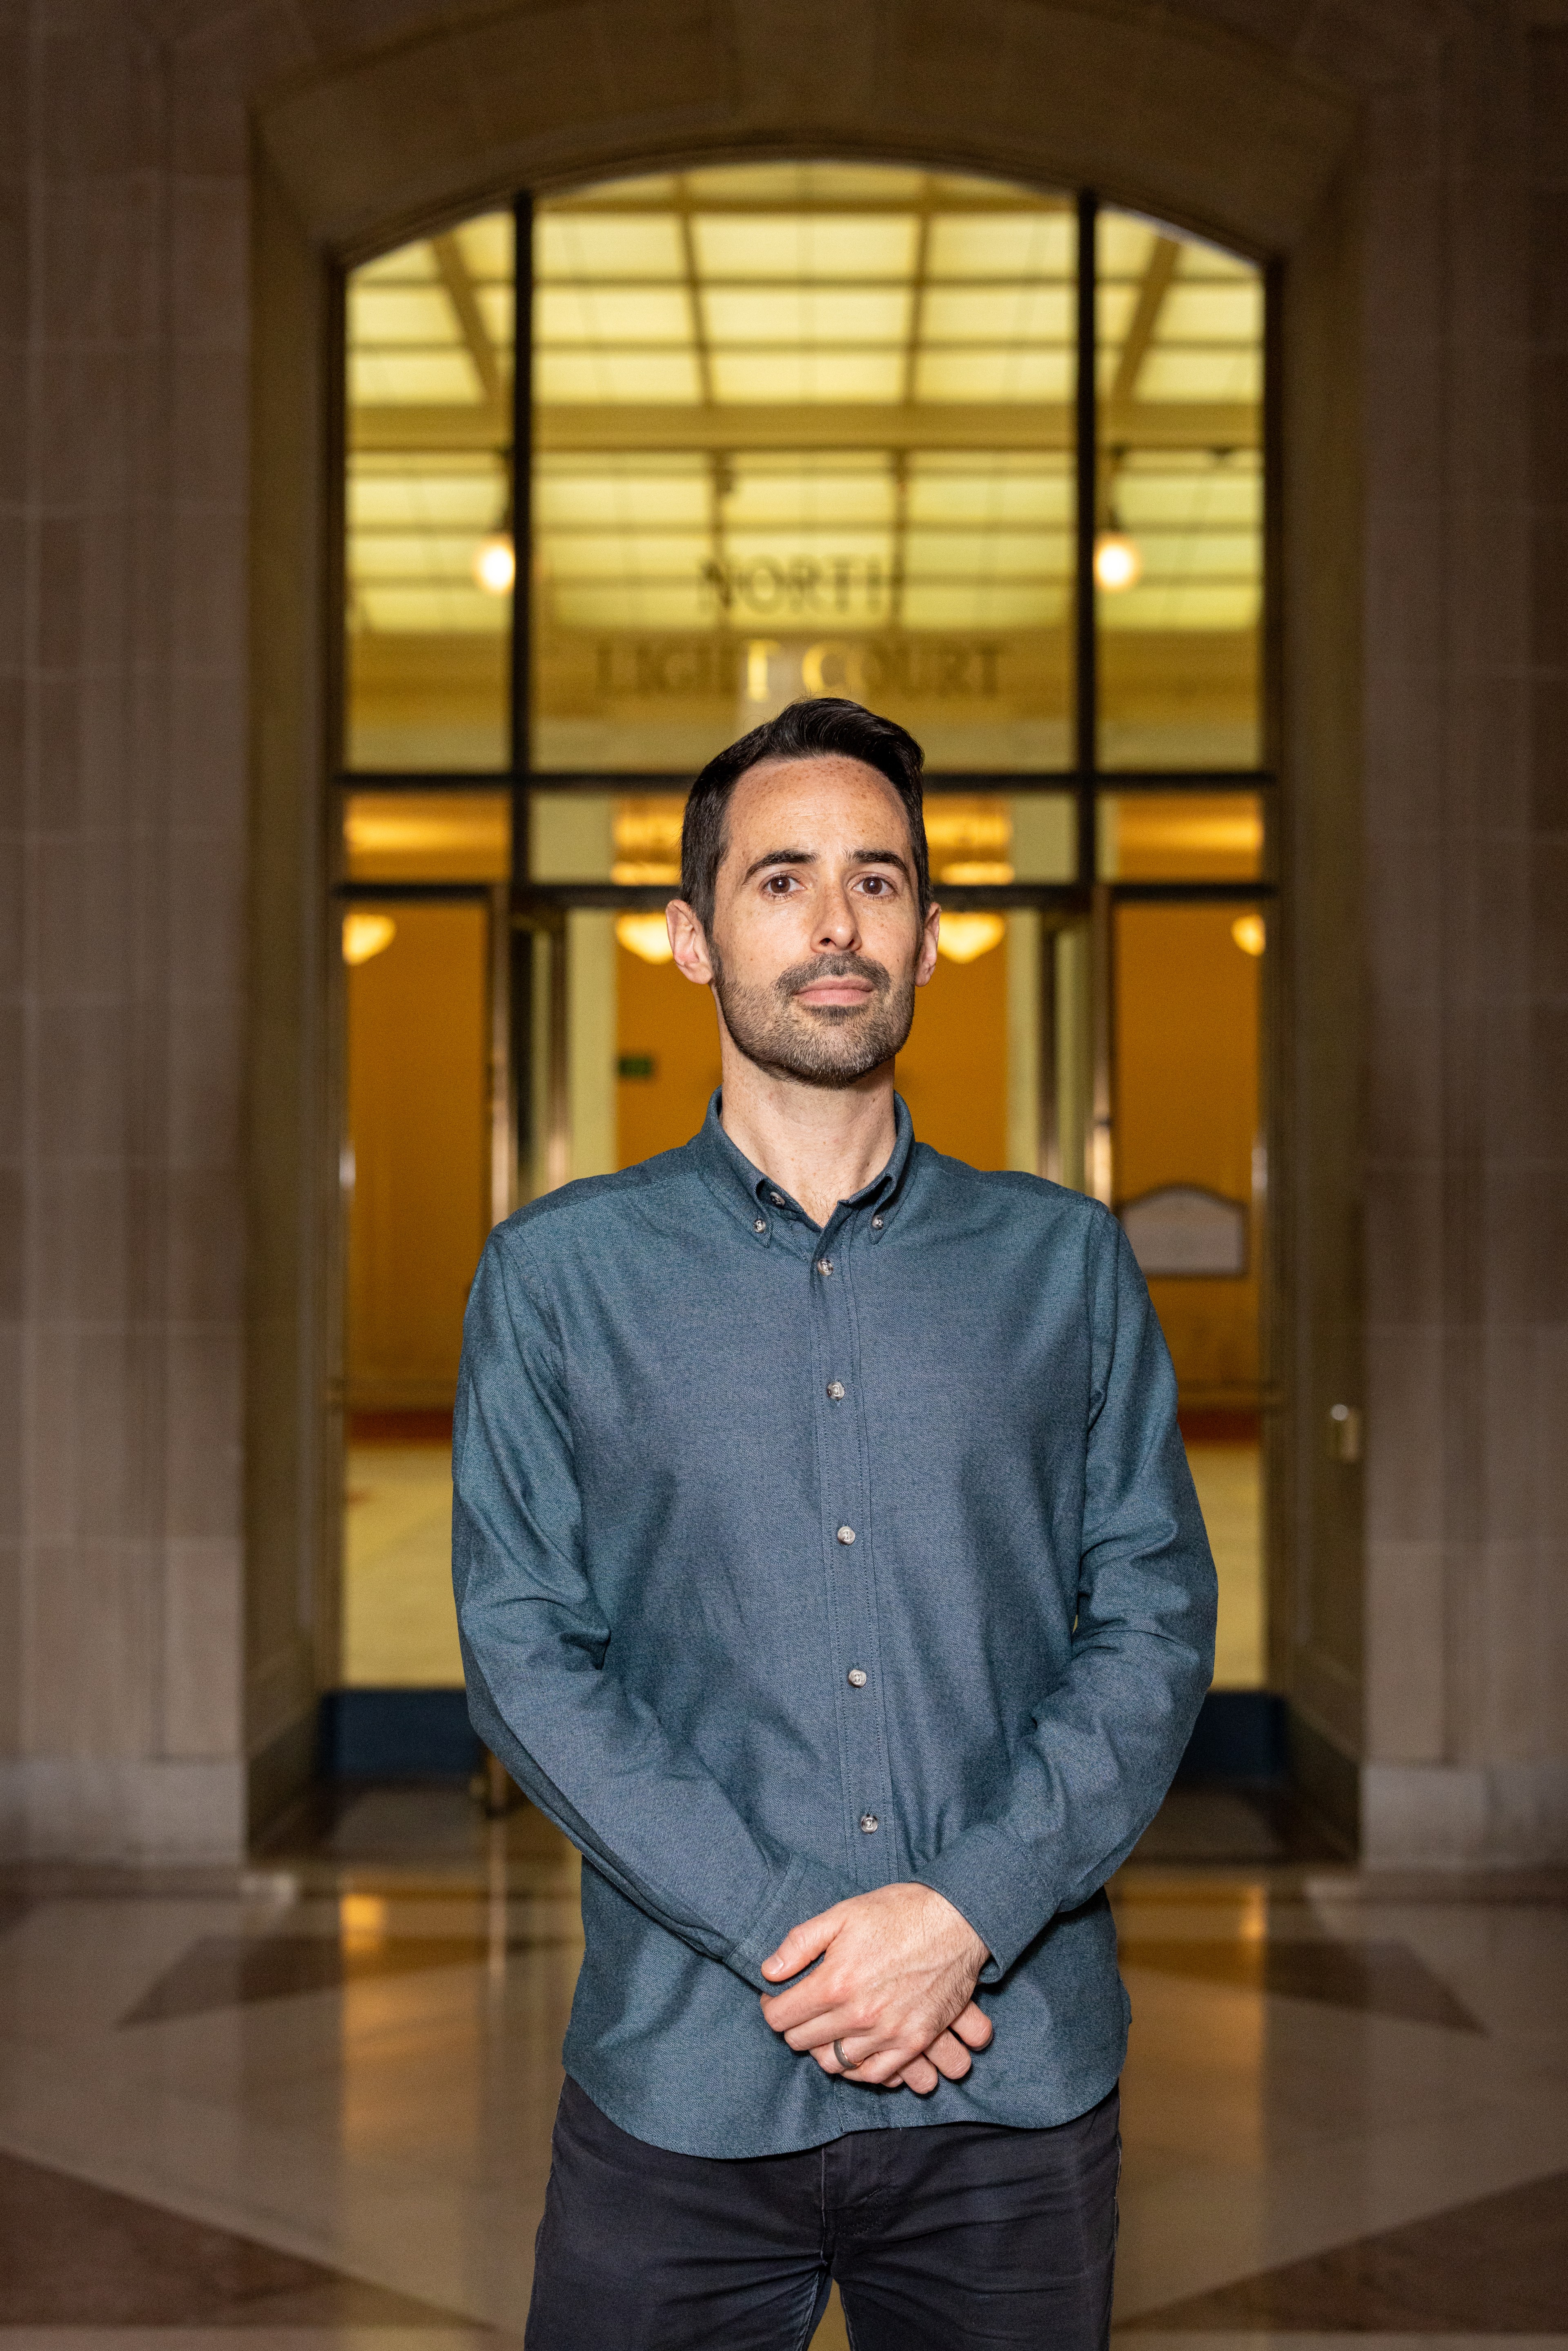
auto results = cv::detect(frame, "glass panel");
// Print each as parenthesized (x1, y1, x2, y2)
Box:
(345, 211, 516, 769)
(1096, 213, 1263, 769)
(1113, 899, 1263, 1682)
(926, 791, 1077, 890)
(342, 899, 492, 1685)
(1098, 790, 1263, 881)
(529, 789, 687, 883)
(533, 165, 1074, 775)
(343, 790, 510, 881)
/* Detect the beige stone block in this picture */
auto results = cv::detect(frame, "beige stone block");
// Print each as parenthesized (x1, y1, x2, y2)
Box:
(1366, 998, 1441, 1163)
(1364, 1320, 1444, 1544)
(32, 834, 134, 1000)
(38, 16, 161, 179)
(165, 1167, 244, 1323)
(24, 1538, 156, 1755)
(33, 999, 132, 1160)
(0, 676, 22, 830)
(170, 350, 249, 510)
(167, 830, 245, 1003)
(1364, 824, 1442, 999)
(1365, 504, 1446, 679)
(1484, 1531, 1568, 1758)
(1363, 1163, 1446, 1332)
(171, 178, 248, 348)
(164, 1326, 243, 1541)
(0, 512, 24, 672)
(163, 1537, 242, 1757)
(24, 1325, 151, 1544)
(1532, 840, 1568, 996)
(166, 670, 245, 833)
(35, 346, 140, 512)
(0, 1004, 19, 1153)
(1362, 1756, 1568, 1865)
(165, 994, 243, 1168)
(39, 174, 159, 345)
(0, 833, 20, 996)
(0, 1752, 246, 1861)
(1364, 1537, 1446, 1762)
(33, 1163, 132, 1321)
(260, 31, 485, 236)
(0, 1541, 18, 1755)
(1484, 1163, 1568, 1328)
(0, 1324, 19, 1543)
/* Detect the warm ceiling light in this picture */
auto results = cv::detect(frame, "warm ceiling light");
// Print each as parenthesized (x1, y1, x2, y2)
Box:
(473, 531, 516, 595)
(936, 913, 1007, 964)
(342, 911, 396, 966)
(939, 861, 1015, 886)
(1231, 912, 1266, 957)
(1094, 531, 1142, 592)
(615, 912, 675, 965)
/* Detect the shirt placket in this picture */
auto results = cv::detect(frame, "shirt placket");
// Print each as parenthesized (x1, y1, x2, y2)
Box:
(810, 1208, 893, 1892)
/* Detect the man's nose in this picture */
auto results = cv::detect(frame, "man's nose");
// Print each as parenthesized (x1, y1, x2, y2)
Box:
(815, 882, 861, 953)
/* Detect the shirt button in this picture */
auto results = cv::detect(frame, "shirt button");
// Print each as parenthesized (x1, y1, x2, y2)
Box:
(836, 1525, 855, 1545)
(871, 1214, 884, 1230)
(847, 1667, 867, 1688)
(859, 1813, 879, 1834)
(769, 1191, 785, 1206)
(815, 1257, 834, 1276)
(826, 1381, 846, 1401)
(753, 1217, 767, 1233)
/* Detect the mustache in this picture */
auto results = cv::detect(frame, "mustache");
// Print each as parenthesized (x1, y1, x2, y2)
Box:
(776, 953, 892, 1005)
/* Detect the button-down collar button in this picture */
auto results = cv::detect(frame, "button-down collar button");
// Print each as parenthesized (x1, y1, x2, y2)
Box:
(859, 1813, 880, 1833)
(826, 1380, 846, 1401)
(847, 1667, 867, 1688)
(871, 1214, 884, 1230)
(815, 1257, 834, 1276)
(769, 1191, 785, 1206)
(835, 1525, 856, 1545)
(753, 1217, 767, 1233)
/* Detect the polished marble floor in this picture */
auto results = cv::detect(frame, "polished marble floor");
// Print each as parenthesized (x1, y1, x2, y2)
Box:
(2, 1786, 1564, 2349)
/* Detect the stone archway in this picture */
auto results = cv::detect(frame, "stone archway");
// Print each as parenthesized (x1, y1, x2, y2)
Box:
(245, 0, 1373, 1845)
(17, 0, 1548, 1869)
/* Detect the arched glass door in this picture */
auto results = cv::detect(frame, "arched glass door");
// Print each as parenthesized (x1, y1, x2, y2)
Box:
(333, 162, 1273, 1763)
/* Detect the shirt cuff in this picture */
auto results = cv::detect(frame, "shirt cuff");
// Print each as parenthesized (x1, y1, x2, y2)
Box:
(914, 1822, 1056, 1981)
(729, 1851, 849, 1987)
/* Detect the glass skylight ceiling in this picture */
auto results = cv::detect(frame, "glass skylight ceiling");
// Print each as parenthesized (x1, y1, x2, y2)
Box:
(342, 165, 1265, 771)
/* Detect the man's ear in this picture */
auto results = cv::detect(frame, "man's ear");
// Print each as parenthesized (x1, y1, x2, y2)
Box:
(915, 899, 942, 988)
(667, 899, 715, 987)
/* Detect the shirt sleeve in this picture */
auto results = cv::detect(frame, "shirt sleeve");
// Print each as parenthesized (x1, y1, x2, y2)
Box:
(913, 1207, 1217, 1977)
(451, 1224, 851, 1988)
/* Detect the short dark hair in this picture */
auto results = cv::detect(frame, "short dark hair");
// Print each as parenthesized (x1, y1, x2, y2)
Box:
(679, 698, 931, 930)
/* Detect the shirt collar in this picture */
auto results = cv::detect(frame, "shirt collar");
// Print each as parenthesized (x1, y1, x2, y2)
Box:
(691, 1089, 915, 1243)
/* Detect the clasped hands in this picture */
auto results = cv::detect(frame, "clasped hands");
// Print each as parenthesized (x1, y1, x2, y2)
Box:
(759, 1882, 993, 2095)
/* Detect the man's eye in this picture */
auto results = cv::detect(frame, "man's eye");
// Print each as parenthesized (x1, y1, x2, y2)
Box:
(859, 875, 892, 895)
(762, 874, 796, 894)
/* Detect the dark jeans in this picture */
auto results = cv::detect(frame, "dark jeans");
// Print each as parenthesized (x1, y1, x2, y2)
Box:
(526, 2075, 1120, 2350)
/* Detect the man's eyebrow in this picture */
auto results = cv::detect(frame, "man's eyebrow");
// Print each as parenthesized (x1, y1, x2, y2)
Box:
(740, 845, 913, 882)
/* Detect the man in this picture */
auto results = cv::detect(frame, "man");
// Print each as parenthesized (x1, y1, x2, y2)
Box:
(453, 698, 1216, 2349)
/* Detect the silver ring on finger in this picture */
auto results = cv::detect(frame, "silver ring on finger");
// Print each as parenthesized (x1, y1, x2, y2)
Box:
(832, 2038, 864, 2073)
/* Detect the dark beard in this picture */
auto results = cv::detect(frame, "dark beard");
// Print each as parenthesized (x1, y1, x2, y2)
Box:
(710, 946, 917, 1090)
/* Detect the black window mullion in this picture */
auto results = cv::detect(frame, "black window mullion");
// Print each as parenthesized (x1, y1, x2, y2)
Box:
(1074, 188, 1098, 886)
(512, 189, 534, 883)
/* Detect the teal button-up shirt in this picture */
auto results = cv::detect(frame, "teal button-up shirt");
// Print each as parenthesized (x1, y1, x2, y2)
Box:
(453, 1094, 1215, 2157)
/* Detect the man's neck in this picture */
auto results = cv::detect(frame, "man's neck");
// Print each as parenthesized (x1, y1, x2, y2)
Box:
(716, 1040, 896, 1229)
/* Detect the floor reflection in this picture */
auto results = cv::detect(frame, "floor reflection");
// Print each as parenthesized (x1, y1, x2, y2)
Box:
(0, 1789, 1562, 2347)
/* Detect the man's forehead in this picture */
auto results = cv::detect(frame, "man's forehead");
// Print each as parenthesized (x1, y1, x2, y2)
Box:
(726, 754, 906, 825)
